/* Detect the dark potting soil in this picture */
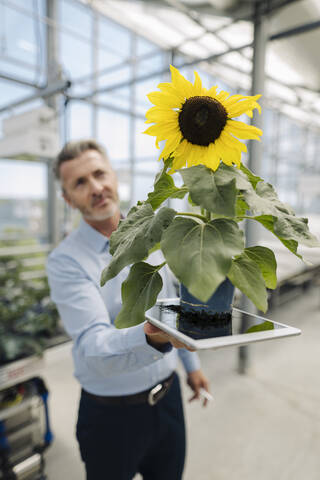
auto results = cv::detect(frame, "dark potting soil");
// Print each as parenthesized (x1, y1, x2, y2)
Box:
(159, 304, 232, 330)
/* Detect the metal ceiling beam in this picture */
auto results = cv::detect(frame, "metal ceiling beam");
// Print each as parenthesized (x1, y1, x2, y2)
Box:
(0, 79, 71, 114)
(73, 41, 252, 101)
(270, 19, 320, 41)
(0, 72, 43, 89)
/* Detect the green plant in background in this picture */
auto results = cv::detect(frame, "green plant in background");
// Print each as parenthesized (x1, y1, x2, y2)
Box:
(101, 66, 320, 329)
(0, 231, 60, 365)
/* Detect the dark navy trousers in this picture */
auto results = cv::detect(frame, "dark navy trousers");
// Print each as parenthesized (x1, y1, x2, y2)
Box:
(76, 373, 186, 480)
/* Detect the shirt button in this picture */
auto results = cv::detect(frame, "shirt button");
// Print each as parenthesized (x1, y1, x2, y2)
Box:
(153, 355, 159, 360)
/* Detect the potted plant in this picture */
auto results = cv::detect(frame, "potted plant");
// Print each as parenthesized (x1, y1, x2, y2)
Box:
(101, 66, 320, 336)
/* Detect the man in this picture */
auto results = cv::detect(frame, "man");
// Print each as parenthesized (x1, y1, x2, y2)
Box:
(47, 139, 210, 480)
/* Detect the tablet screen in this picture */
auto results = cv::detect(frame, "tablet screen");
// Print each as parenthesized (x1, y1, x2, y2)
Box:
(147, 299, 285, 341)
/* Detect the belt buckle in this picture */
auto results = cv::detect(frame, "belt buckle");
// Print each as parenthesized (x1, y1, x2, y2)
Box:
(148, 383, 164, 406)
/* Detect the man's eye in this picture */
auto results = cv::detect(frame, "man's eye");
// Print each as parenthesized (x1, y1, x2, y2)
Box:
(76, 179, 85, 187)
(95, 171, 105, 178)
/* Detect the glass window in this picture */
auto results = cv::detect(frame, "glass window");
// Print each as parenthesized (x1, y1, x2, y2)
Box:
(60, 32, 91, 79)
(97, 109, 130, 162)
(0, 159, 48, 240)
(136, 52, 165, 76)
(0, 58, 40, 84)
(98, 17, 130, 57)
(134, 118, 156, 159)
(3, 5, 38, 66)
(0, 80, 33, 110)
(68, 101, 93, 140)
(60, 0, 91, 39)
(98, 49, 124, 71)
(136, 35, 159, 57)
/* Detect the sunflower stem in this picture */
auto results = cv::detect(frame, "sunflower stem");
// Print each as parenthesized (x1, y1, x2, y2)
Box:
(176, 212, 207, 222)
(205, 209, 211, 222)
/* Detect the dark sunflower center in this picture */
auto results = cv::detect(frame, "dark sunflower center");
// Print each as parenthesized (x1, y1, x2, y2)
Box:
(178, 96, 227, 146)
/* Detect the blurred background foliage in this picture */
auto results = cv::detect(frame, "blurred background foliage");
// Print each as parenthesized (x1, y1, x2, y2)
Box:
(0, 229, 64, 365)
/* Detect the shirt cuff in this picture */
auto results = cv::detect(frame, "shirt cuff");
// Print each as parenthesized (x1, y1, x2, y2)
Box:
(178, 350, 201, 373)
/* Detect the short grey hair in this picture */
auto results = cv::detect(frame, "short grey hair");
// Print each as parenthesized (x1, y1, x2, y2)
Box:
(54, 139, 108, 179)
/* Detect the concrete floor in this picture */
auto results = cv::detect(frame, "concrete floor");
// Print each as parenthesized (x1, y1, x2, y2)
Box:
(42, 285, 320, 480)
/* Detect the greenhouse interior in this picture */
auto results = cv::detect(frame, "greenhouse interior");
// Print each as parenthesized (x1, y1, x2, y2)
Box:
(0, 0, 319, 479)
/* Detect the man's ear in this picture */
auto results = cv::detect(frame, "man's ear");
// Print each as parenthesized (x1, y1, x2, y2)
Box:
(62, 189, 74, 208)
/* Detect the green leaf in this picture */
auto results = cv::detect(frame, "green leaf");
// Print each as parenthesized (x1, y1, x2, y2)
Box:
(244, 246, 277, 289)
(146, 162, 187, 210)
(115, 262, 163, 328)
(101, 204, 176, 285)
(240, 163, 263, 188)
(246, 321, 274, 334)
(161, 217, 244, 302)
(227, 254, 268, 313)
(216, 164, 253, 191)
(236, 195, 249, 217)
(180, 165, 237, 217)
(273, 215, 320, 247)
(252, 214, 302, 258)
(243, 181, 320, 248)
(244, 181, 294, 217)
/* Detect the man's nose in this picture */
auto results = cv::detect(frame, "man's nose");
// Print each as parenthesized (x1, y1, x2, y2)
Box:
(90, 178, 103, 194)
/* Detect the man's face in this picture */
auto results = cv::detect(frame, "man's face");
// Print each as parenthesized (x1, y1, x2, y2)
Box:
(60, 149, 119, 222)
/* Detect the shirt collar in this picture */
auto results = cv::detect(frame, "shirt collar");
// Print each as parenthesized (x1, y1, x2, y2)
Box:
(78, 217, 109, 253)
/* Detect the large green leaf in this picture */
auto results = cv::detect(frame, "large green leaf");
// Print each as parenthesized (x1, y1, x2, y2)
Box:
(161, 217, 244, 302)
(101, 204, 176, 285)
(244, 181, 293, 217)
(244, 246, 277, 289)
(146, 167, 188, 210)
(273, 214, 320, 247)
(228, 254, 268, 312)
(243, 181, 320, 248)
(252, 214, 302, 259)
(115, 262, 163, 328)
(216, 164, 253, 191)
(180, 165, 237, 217)
(240, 164, 263, 189)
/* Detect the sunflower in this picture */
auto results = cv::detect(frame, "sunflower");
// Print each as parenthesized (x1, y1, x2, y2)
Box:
(144, 65, 263, 172)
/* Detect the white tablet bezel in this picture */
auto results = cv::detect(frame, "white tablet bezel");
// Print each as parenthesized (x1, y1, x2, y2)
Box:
(145, 298, 301, 350)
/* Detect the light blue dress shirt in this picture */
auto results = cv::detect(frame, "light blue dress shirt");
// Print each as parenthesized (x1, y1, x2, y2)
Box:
(47, 218, 200, 396)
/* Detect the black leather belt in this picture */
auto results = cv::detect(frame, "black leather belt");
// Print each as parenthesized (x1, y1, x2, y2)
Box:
(83, 372, 175, 407)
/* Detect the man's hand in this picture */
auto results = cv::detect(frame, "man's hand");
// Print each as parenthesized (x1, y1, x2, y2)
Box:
(187, 369, 210, 407)
(144, 322, 195, 352)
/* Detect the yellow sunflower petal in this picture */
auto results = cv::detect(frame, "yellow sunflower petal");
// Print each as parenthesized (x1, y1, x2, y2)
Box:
(215, 138, 241, 167)
(147, 91, 182, 109)
(212, 138, 229, 165)
(158, 132, 182, 161)
(207, 85, 218, 97)
(170, 65, 194, 99)
(204, 143, 220, 171)
(223, 93, 261, 107)
(220, 131, 247, 153)
(186, 144, 199, 167)
(193, 71, 206, 96)
(170, 154, 188, 173)
(227, 99, 261, 118)
(174, 139, 189, 159)
(227, 119, 262, 136)
(145, 107, 178, 124)
(226, 120, 262, 141)
(215, 90, 230, 102)
(157, 82, 186, 103)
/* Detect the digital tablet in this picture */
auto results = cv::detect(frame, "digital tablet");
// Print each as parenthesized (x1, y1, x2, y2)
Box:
(145, 298, 301, 350)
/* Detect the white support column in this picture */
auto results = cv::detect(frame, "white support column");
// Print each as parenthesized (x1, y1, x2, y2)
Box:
(238, 3, 268, 374)
(46, 0, 60, 247)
